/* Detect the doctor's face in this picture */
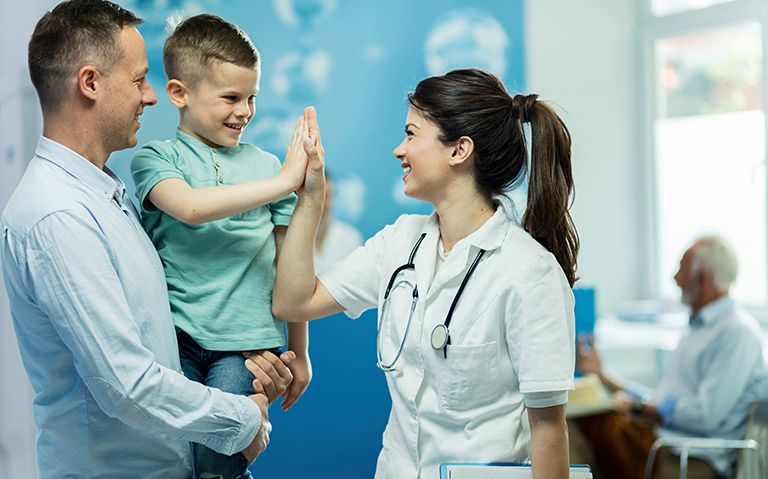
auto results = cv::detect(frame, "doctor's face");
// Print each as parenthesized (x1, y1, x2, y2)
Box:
(393, 108, 454, 203)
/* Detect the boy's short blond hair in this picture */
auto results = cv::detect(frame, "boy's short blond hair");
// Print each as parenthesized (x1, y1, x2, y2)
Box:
(163, 14, 259, 87)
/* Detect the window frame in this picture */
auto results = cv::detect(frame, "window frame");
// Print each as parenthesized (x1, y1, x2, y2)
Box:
(640, 0, 768, 320)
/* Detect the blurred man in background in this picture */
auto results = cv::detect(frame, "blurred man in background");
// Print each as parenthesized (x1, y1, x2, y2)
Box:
(575, 235, 767, 479)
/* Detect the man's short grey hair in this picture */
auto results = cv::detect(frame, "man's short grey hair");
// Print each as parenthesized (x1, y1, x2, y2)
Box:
(690, 235, 738, 291)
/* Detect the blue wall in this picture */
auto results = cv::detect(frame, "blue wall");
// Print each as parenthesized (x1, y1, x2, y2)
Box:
(111, 1, 525, 476)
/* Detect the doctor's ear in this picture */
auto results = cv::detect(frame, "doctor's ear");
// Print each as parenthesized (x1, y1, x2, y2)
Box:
(166, 79, 189, 108)
(448, 136, 474, 167)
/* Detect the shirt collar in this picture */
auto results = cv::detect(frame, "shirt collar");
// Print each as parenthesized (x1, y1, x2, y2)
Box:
(175, 128, 237, 153)
(36, 136, 127, 205)
(695, 296, 735, 327)
(425, 201, 509, 254)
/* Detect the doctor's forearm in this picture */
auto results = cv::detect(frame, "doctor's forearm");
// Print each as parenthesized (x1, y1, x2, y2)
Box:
(272, 192, 323, 320)
(528, 405, 569, 479)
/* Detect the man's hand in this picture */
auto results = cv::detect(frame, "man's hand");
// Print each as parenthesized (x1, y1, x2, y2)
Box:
(241, 393, 271, 464)
(281, 352, 313, 411)
(576, 333, 602, 375)
(611, 390, 635, 415)
(244, 350, 296, 403)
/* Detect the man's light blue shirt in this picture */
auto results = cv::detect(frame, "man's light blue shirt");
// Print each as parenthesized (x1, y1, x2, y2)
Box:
(654, 296, 768, 476)
(1, 137, 261, 479)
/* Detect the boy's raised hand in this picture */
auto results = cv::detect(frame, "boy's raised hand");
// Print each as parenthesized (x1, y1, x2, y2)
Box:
(279, 115, 309, 192)
(301, 106, 325, 198)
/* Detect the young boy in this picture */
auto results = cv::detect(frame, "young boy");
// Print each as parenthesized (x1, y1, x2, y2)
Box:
(131, 14, 314, 479)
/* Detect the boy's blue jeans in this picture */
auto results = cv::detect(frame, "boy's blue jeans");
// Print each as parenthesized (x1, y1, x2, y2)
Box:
(177, 330, 255, 479)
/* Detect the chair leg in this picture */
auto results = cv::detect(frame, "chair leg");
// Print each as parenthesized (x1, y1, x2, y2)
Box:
(645, 440, 662, 479)
(678, 447, 689, 479)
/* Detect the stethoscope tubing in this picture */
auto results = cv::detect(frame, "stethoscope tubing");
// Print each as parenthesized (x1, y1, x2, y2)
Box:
(376, 232, 486, 370)
(376, 233, 425, 372)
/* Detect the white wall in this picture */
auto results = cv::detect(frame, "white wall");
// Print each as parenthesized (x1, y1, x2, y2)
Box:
(526, 0, 644, 313)
(0, 0, 52, 476)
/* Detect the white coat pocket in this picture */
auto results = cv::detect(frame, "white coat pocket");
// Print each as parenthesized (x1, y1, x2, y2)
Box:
(439, 341, 499, 411)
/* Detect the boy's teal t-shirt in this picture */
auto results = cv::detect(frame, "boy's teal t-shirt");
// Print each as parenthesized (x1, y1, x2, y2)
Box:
(131, 129, 296, 351)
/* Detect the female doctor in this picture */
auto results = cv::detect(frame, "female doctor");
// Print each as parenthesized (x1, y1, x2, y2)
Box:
(268, 69, 579, 479)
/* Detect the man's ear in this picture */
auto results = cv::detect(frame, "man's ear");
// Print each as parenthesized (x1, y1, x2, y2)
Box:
(699, 267, 717, 291)
(77, 65, 101, 101)
(166, 79, 189, 108)
(448, 136, 474, 167)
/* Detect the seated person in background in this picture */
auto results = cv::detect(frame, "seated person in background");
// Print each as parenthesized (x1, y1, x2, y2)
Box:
(574, 235, 767, 479)
(313, 172, 363, 273)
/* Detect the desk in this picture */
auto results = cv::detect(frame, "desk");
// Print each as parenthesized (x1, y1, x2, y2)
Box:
(594, 314, 687, 388)
(590, 313, 768, 388)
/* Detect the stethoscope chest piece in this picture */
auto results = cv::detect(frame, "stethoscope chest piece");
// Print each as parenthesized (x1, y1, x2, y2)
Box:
(430, 324, 449, 350)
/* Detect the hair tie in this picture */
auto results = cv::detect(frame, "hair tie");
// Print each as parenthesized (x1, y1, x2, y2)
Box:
(511, 93, 538, 123)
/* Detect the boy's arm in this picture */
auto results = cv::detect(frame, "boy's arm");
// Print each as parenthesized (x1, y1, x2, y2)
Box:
(274, 225, 312, 411)
(147, 117, 309, 225)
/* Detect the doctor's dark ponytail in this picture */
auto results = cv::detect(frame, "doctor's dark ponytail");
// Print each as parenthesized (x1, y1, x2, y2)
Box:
(408, 69, 579, 286)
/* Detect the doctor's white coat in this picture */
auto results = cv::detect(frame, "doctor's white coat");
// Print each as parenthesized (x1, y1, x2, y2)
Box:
(318, 206, 575, 479)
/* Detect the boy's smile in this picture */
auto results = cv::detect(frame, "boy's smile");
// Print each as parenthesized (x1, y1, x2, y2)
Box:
(176, 61, 260, 148)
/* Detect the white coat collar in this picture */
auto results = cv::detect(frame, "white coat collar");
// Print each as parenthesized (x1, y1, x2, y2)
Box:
(413, 204, 510, 298)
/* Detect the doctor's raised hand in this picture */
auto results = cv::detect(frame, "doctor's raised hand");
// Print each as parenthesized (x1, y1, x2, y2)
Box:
(245, 106, 326, 410)
(300, 105, 326, 199)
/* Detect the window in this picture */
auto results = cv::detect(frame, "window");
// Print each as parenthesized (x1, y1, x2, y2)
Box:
(644, 1, 768, 308)
(652, 0, 736, 17)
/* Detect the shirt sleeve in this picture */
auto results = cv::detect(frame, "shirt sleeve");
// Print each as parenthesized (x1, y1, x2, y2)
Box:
(23, 211, 261, 455)
(131, 141, 184, 211)
(523, 391, 569, 408)
(267, 153, 297, 226)
(318, 222, 396, 319)
(506, 254, 575, 395)
(660, 323, 763, 433)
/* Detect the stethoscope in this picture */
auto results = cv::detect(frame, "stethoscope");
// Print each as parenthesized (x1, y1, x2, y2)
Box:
(376, 233, 486, 372)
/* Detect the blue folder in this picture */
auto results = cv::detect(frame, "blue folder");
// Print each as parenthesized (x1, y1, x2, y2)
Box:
(573, 286, 596, 377)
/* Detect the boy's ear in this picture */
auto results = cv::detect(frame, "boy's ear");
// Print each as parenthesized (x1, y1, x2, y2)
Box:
(166, 79, 188, 108)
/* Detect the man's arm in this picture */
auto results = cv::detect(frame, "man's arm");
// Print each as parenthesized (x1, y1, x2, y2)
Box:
(528, 405, 569, 479)
(24, 211, 271, 456)
(659, 326, 762, 432)
(576, 334, 624, 393)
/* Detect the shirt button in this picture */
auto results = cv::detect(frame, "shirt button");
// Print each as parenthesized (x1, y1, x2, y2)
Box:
(200, 436, 208, 444)
(218, 177, 224, 184)
(215, 161, 221, 168)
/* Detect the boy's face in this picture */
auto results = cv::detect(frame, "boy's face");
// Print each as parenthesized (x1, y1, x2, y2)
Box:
(179, 61, 260, 148)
